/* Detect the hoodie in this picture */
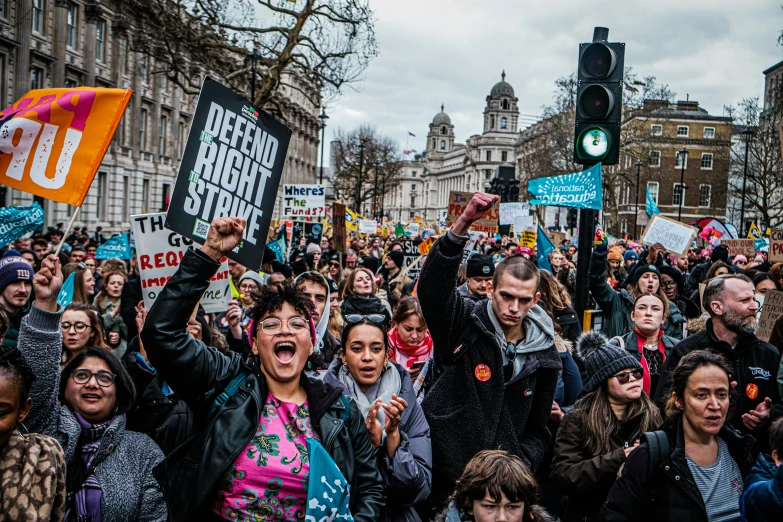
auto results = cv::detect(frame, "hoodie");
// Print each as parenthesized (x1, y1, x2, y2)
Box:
(486, 300, 555, 380)
(294, 272, 330, 355)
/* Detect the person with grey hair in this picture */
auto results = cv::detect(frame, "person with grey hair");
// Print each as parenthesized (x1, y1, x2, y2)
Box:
(654, 273, 783, 452)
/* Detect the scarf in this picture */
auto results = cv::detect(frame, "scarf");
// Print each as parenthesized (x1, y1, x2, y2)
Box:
(633, 329, 667, 395)
(338, 361, 401, 437)
(388, 327, 433, 370)
(65, 413, 114, 522)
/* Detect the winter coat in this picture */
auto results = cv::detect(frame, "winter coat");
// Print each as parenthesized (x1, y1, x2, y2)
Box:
(324, 360, 432, 522)
(457, 281, 486, 302)
(588, 250, 685, 340)
(96, 295, 129, 358)
(553, 305, 581, 345)
(417, 232, 562, 511)
(18, 304, 167, 522)
(554, 341, 582, 409)
(740, 453, 783, 522)
(653, 319, 783, 451)
(434, 503, 557, 522)
(341, 293, 393, 325)
(119, 275, 142, 341)
(140, 249, 385, 522)
(0, 299, 30, 349)
(601, 418, 756, 522)
(550, 410, 644, 522)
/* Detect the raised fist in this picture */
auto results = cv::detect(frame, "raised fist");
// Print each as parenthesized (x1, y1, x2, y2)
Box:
(201, 217, 246, 261)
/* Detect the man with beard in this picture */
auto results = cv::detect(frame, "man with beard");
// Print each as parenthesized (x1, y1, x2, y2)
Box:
(0, 253, 34, 348)
(655, 274, 783, 451)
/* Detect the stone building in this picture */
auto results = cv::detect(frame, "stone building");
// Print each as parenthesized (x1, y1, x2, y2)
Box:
(0, 0, 321, 233)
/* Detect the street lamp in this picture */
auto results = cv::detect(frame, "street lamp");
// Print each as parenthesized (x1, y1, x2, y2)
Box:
(372, 159, 381, 219)
(677, 147, 688, 222)
(634, 160, 642, 238)
(381, 171, 387, 220)
(739, 127, 755, 237)
(249, 41, 261, 103)
(356, 139, 366, 213)
(318, 108, 328, 184)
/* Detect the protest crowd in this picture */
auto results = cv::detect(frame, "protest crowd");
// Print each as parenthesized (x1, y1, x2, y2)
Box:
(2, 190, 783, 522)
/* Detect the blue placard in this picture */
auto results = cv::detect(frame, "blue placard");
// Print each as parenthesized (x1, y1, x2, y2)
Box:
(0, 202, 44, 248)
(528, 163, 603, 210)
(646, 187, 660, 217)
(536, 225, 555, 272)
(95, 233, 132, 260)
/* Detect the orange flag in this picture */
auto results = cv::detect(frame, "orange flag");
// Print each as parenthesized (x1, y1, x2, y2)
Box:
(0, 87, 132, 206)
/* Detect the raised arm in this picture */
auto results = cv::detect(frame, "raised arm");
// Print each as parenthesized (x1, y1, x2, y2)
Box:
(588, 227, 620, 314)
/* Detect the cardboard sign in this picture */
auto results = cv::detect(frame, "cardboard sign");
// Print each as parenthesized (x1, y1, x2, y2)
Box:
(461, 231, 482, 264)
(0, 87, 132, 205)
(165, 77, 291, 271)
(757, 289, 783, 342)
(131, 212, 230, 314)
(332, 202, 347, 253)
(549, 231, 566, 247)
(283, 184, 326, 217)
(446, 191, 499, 233)
(721, 239, 755, 259)
(640, 214, 698, 255)
(769, 230, 783, 263)
(418, 236, 437, 255)
(358, 219, 377, 235)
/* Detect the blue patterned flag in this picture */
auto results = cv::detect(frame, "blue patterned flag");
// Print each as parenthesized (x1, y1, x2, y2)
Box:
(306, 437, 354, 521)
(265, 237, 286, 264)
(0, 202, 44, 248)
(646, 187, 660, 217)
(95, 233, 132, 260)
(528, 163, 603, 210)
(536, 225, 555, 272)
(57, 272, 76, 308)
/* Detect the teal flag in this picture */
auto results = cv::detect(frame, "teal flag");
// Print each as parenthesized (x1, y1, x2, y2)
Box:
(536, 225, 555, 272)
(57, 272, 76, 308)
(645, 187, 660, 217)
(95, 233, 132, 260)
(528, 163, 603, 210)
(305, 437, 354, 521)
(0, 202, 45, 248)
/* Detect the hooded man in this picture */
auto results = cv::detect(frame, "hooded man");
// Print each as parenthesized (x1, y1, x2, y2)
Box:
(295, 271, 339, 370)
(381, 250, 412, 308)
(458, 253, 494, 302)
(0, 253, 35, 348)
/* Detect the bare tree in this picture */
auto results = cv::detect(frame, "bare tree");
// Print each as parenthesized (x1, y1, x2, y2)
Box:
(331, 124, 402, 214)
(123, 0, 377, 114)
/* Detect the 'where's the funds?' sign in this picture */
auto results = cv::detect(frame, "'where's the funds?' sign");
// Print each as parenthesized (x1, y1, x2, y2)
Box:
(166, 77, 292, 270)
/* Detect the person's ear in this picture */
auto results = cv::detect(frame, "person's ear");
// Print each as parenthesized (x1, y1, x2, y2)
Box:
(673, 393, 684, 411)
(17, 397, 32, 424)
(772, 449, 782, 466)
(486, 280, 494, 300)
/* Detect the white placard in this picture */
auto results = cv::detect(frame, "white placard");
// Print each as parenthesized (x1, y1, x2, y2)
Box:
(358, 219, 377, 234)
(499, 202, 529, 225)
(513, 215, 534, 232)
(131, 212, 230, 313)
(282, 184, 327, 217)
(640, 215, 698, 256)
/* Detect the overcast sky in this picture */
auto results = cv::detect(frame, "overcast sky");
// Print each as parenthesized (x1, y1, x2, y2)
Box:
(322, 0, 783, 162)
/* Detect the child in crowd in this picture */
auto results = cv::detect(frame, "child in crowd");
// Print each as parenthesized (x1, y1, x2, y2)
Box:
(740, 417, 783, 521)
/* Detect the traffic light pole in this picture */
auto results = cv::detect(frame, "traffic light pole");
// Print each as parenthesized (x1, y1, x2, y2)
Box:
(574, 172, 598, 321)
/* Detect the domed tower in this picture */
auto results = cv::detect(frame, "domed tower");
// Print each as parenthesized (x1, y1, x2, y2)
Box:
(484, 71, 519, 134)
(426, 104, 455, 153)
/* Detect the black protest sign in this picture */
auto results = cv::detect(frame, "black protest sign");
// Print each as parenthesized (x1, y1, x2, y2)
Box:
(165, 77, 292, 270)
(290, 221, 323, 252)
(400, 239, 422, 280)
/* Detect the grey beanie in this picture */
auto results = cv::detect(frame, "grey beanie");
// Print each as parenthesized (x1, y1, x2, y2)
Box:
(306, 243, 322, 254)
(239, 271, 266, 289)
(576, 331, 643, 393)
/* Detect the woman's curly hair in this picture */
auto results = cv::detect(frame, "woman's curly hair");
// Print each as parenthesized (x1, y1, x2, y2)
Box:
(248, 281, 315, 326)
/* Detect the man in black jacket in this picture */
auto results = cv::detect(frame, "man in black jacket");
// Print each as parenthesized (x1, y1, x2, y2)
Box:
(418, 192, 562, 512)
(654, 273, 783, 449)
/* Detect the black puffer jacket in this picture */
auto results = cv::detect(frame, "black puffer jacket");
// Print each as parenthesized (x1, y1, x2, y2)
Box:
(141, 249, 385, 522)
(601, 418, 756, 522)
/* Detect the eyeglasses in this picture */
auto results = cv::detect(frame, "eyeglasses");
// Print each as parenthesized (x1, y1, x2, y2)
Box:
(239, 284, 258, 292)
(61, 321, 91, 333)
(259, 317, 308, 335)
(345, 314, 386, 324)
(735, 261, 747, 265)
(71, 369, 116, 387)
(612, 369, 643, 385)
(83, 263, 96, 269)
(660, 281, 677, 288)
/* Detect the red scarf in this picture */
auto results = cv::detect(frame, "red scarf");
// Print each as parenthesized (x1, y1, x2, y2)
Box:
(388, 327, 433, 369)
(634, 329, 667, 395)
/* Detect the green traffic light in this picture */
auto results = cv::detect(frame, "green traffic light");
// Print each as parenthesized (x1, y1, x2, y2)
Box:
(577, 126, 611, 160)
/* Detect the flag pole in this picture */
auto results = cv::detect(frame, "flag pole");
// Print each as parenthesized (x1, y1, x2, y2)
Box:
(54, 207, 80, 257)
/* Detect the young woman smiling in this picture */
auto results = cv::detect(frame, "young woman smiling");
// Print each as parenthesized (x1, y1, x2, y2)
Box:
(323, 314, 432, 522)
(141, 217, 384, 522)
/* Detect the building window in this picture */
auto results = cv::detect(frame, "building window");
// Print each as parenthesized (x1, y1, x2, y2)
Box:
(675, 151, 688, 169)
(161, 73, 167, 91)
(649, 150, 661, 167)
(122, 176, 129, 218)
(139, 108, 148, 150)
(95, 172, 107, 220)
(32, 0, 44, 34)
(411, 184, 416, 191)
(676, 125, 689, 137)
(672, 183, 686, 206)
(159, 115, 168, 155)
(177, 121, 185, 157)
(701, 153, 713, 170)
(67, 3, 78, 50)
(411, 171, 417, 177)
(647, 182, 659, 204)
(140, 54, 149, 84)
(96, 19, 106, 62)
(409, 211, 415, 220)
(485, 170, 491, 180)
(440, 126, 446, 135)
(64, 78, 77, 88)
(703, 127, 715, 139)
(501, 151, 508, 162)
(440, 140, 445, 150)
(500, 117, 507, 129)
(161, 183, 171, 211)
(142, 179, 150, 212)
(502, 99, 509, 110)
(486, 150, 492, 161)
(699, 185, 711, 208)
(30, 67, 43, 90)
(650, 124, 662, 136)
(490, 116, 495, 129)
(410, 196, 415, 207)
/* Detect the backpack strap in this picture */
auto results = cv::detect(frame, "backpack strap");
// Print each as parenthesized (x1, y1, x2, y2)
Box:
(640, 430, 671, 504)
(609, 335, 625, 350)
(209, 371, 250, 418)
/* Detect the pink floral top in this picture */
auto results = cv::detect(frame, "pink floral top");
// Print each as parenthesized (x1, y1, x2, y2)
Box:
(213, 394, 319, 521)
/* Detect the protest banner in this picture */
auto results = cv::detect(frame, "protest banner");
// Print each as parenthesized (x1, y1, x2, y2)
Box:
(358, 219, 377, 235)
(513, 215, 534, 234)
(131, 212, 230, 313)
(0, 87, 132, 206)
(461, 231, 482, 263)
(400, 239, 423, 279)
(95, 233, 132, 260)
(406, 222, 420, 236)
(640, 214, 698, 255)
(769, 229, 783, 263)
(721, 239, 755, 259)
(757, 289, 783, 342)
(520, 229, 537, 248)
(282, 184, 327, 217)
(0, 202, 44, 248)
(528, 163, 603, 210)
(165, 77, 291, 271)
(332, 202, 347, 253)
(549, 231, 566, 247)
(447, 191, 499, 233)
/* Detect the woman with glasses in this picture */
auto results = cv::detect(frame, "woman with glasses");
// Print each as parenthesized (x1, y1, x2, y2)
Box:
(550, 331, 661, 522)
(62, 262, 96, 304)
(659, 266, 700, 320)
(324, 313, 432, 522)
(60, 302, 108, 369)
(602, 350, 756, 522)
(323, 253, 342, 283)
(140, 217, 384, 521)
(94, 269, 129, 358)
(17, 255, 167, 521)
(341, 267, 392, 326)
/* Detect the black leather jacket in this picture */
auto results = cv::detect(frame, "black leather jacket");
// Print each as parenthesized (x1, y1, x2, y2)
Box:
(141, 249, 385, 522)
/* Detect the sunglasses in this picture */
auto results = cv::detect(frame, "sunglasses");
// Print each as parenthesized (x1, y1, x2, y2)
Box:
(345, 314, 386, 324)
(613, 368, 643, 385)
(329, 262, 340, 268)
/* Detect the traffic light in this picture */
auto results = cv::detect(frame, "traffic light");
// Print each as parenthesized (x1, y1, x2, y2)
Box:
(574, 34, 624, 165)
